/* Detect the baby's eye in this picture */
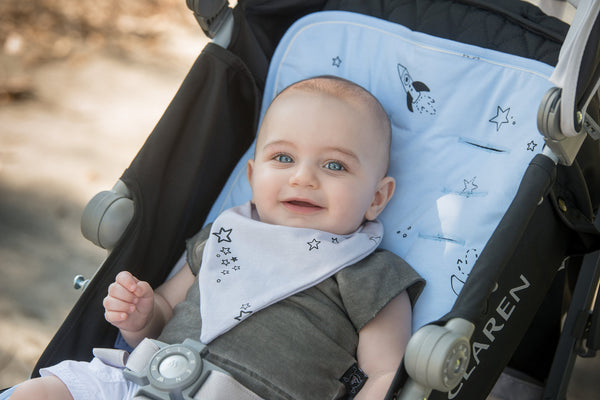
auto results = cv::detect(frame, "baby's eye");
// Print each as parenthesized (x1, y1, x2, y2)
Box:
(324, 161, 345, 171)
(275, 154, 293, 163)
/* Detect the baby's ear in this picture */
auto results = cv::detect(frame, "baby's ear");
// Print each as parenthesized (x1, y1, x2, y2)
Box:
(246, 159, 255, 186)
(365, 176, 395, 221)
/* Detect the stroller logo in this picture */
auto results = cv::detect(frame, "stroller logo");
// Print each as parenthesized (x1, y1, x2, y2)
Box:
(449, 274, 531, 398)
(397, 64, 437, 115)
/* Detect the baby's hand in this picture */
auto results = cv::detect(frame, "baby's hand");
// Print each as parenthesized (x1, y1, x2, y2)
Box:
(103, 271, 154, 333)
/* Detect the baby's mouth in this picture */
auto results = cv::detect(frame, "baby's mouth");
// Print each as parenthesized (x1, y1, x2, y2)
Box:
(283, 200, 323, 213)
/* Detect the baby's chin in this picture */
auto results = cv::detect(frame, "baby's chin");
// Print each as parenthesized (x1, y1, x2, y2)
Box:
(285, 221, 363, 236)
(253, 207, 363, 235)
(260, 218, 342, 235)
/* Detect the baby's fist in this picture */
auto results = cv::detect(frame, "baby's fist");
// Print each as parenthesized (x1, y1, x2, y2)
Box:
(103, 271, 154, 332)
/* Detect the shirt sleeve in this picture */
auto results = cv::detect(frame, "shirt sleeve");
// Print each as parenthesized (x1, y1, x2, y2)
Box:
(336, 249, 425, 332)
(185, 223, 212, 276)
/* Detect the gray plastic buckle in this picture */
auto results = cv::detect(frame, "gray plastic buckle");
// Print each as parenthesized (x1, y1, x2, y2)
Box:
(123, 338, 231, 400)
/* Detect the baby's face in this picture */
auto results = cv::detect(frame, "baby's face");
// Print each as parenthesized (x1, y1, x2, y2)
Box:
(247, 90, 392, 235)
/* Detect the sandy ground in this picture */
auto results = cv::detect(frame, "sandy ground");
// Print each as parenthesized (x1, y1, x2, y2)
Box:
(0, 0, 598, 397)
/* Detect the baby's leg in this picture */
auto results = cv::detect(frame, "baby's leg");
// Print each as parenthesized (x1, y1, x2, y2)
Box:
(11, 376, 73, 400)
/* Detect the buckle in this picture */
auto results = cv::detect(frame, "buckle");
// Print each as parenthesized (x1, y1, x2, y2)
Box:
(123, 338, 231, 399)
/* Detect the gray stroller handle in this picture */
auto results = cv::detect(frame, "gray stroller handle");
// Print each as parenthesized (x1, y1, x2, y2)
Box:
(537, 0, 600, 165)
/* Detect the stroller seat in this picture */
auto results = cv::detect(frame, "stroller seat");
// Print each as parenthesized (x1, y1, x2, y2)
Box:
(205, 9, 556, 332)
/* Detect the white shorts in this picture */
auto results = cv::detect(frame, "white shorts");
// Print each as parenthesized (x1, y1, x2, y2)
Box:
(40, 357, 139, 400)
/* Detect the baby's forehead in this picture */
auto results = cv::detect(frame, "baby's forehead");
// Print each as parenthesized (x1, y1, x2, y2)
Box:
(262, 89, 384, 138)
(261, 82, 390, 160)
(272, 87, 384, 127)
(264, 95, 389, 160)
(278, 85, 371, 110)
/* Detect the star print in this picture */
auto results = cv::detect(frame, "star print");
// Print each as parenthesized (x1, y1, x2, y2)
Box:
(221, 259, 230, 266)
(369, 235, 381, 243)
(220, 247, 231, 255)
(527, 140, 538, 151)
(462, 177, 479, 194)
(231, 257, 238, 262)
(212, 227, 232, 243)
(489, 106, 510, 131)
(233, 265, 241, 271)
(307, 238, 321, 251)
(221, 270, 230, 275)
(332, 56, 342, 67)
(240, 303, 251, 310)
(234, 310, 253, 321)
(331, 237, 339, 244)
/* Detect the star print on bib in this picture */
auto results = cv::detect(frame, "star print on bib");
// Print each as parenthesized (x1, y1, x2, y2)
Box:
(198, 201, 383, 343)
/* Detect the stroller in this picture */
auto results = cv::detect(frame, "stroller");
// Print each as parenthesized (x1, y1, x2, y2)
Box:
(4, 0, 599, 399)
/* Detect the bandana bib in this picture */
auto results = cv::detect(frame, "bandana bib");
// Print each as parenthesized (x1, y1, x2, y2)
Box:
(198, 201, 383, 343)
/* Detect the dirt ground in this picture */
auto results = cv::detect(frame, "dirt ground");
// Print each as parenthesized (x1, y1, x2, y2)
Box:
(0, 0, 598, 397)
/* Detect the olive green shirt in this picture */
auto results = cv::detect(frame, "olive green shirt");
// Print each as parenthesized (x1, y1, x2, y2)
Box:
(158, 225, 424, 399)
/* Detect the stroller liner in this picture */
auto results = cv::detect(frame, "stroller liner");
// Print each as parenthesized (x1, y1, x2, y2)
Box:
(205, 9, 560, 333)
(198, 8, 600, 399)
(15, 0, 598, 399)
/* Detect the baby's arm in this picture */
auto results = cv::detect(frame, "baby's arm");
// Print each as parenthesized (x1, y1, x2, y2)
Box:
(354, 290, 412, 400)
(103, 265, 195, 348)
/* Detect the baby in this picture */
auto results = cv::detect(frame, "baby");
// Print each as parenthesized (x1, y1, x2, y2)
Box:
(11, 76, 423, 400)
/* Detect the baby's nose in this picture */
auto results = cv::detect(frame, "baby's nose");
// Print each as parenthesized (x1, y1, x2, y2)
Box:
(289, 164, 319, 188)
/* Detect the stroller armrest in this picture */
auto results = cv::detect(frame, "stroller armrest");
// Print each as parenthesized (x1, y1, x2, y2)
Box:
(400, 318, 474, 399)
(81, 180, 134, 250)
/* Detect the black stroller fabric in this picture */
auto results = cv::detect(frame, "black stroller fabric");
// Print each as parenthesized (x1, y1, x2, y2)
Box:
(32, 42, 261, 366)
(31, 1, 600, 399)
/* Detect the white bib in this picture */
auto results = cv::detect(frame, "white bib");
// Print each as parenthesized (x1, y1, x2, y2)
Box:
(198, 201, 383, 343)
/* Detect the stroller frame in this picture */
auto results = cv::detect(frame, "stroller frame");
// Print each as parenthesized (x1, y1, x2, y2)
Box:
(11, 1, 599, 399)
(544, 246, 600, 399)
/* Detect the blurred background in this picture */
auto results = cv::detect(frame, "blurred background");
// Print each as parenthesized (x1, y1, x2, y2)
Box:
(0, 0, 598, 397)
(0, 0, 207, 387)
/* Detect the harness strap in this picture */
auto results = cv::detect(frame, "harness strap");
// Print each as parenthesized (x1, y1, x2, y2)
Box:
(195, 371, 264, 400)
(125, 339, 160, 373)
(92, 347, 130, 369)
